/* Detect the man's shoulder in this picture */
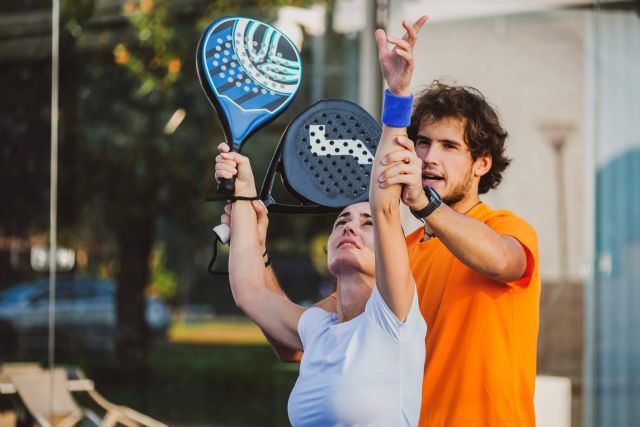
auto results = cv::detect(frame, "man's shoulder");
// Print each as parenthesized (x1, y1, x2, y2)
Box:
(476, 204, 539, 256)
(475, 203, 536, 232)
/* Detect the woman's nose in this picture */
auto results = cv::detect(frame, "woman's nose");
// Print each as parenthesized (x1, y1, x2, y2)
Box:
(342, 221, 356, 235)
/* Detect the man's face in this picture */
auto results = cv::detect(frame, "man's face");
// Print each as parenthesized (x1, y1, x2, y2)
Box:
(414, 117, 486, 207)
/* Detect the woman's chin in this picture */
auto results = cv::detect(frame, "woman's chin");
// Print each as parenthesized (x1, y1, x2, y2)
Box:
(328, 256, 372, 277)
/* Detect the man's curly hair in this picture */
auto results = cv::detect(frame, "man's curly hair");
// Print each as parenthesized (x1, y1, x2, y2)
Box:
(407, 81, 511, 194)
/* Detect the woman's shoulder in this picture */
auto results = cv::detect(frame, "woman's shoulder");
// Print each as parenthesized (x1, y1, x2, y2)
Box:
(298, 306, 337, 347)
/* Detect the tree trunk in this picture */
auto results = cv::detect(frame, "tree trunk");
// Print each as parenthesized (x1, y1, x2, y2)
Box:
(115, 215, 154, 370)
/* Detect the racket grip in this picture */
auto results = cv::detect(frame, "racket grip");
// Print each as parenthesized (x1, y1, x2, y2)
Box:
(217, 177, 236, 196)
(213, 223, 231, 245)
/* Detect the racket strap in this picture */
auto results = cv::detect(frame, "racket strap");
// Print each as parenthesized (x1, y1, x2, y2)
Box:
(207, 238, 270, 275)
(206, 195, 261, 202)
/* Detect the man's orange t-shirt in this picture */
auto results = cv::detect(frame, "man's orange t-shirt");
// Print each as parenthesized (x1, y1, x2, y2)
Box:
(406, 202, 540, 427)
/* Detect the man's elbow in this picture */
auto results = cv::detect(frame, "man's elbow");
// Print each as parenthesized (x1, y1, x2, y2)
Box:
(488, 255, 526, 283)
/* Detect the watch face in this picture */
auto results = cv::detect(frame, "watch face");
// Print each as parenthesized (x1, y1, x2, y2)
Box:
(425, 185, 442, 203)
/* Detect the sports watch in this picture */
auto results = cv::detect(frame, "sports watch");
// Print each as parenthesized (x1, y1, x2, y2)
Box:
(410, 186, 442, 220)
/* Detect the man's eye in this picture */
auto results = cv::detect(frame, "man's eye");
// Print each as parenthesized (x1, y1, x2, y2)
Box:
(444, 143, 457, 150)
(416, 140, 430, 147)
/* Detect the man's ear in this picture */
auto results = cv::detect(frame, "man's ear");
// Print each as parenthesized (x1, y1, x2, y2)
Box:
(473, 155, 492, 178)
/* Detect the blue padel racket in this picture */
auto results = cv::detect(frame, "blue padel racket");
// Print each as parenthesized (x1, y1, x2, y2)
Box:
(196, 16, 302, 195)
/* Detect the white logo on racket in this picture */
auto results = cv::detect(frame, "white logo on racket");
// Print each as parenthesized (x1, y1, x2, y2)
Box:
(309, 125, 374, 165)
(233, 19, 301, 95)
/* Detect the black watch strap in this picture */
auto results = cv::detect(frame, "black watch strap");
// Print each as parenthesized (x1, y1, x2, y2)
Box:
(410, 186, 442, 220)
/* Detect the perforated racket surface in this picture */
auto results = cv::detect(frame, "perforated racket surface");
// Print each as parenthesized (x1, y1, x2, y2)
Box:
(197, 16, 302, 194)
(261, 99, 381, 213)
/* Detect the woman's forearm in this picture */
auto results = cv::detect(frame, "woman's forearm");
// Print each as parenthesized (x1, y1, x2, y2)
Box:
(228, 200, 268, 312)
(370, 125, 414, 321)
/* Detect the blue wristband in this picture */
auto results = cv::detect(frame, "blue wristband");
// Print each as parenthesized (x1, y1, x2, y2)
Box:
(381, 89, 414, 128)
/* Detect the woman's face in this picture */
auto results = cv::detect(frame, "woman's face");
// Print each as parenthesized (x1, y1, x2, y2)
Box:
(327, 202, 375, 277)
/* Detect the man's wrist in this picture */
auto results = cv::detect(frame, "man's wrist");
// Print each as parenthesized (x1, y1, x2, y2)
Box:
(409, 192, 429, 212)
(410, 186, 443, 220)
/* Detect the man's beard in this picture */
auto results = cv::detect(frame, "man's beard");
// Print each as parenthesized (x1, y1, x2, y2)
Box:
(442, 168, 473, 207)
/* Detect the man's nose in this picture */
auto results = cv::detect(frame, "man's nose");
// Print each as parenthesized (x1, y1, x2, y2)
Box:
(420, 145, 442, 167)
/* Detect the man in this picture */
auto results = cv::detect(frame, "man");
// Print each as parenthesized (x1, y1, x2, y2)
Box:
(374, 21, 540, 426)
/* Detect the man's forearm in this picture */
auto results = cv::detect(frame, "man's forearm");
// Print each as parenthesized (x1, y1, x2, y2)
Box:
(426, 204, 527, 283)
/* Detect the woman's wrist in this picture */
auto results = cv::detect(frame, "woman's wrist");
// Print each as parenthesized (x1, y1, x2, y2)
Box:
(381, 89, 414, 128)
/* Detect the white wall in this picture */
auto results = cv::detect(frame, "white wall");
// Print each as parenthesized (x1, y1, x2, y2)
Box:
(388, 9, 588, 282)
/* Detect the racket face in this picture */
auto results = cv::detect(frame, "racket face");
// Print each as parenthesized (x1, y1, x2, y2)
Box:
(197, 17, 302, 149)
(280, 100, 381, 208)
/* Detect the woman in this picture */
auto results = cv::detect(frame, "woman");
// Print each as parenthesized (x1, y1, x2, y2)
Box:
(214, 16, 428, 426)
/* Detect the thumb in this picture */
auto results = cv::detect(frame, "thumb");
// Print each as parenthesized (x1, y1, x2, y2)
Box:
(396, 136, 416, 153)
(374, 29, 388, 55)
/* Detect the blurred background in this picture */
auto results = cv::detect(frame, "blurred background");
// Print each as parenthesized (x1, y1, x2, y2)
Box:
(0, 0, 638, 426)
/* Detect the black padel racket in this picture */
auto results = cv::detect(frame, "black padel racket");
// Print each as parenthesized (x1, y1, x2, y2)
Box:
(261, 99, 381, 213)
(197, 16, 302, 195)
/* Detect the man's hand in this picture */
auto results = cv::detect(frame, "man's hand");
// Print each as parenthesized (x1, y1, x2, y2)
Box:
(221, 200, 270, 251)
(375, 16, 428, 96)
(214, 142, 257, 197)
(377, 136, 428, 211)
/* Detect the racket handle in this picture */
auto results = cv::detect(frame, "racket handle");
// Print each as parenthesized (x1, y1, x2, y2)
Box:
(217, 177, 236, 196)
(213, 223, 231, 245)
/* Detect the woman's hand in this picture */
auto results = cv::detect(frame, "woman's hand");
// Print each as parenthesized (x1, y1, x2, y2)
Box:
(214, 142, 257, 198)
(221, 200, 270, 251)
(375, 16, 428, 96)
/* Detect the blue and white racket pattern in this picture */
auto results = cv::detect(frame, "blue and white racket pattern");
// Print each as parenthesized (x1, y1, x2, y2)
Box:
(198, 17, 302, 148)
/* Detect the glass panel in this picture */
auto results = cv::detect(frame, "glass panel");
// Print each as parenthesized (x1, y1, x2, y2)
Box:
(588, 4, 640, 427)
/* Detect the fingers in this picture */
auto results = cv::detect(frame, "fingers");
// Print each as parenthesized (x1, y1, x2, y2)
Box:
(377, 161, 421, 186)
(221, 203, 232, 226)
(382, 149, 417, 166)
(393, 48, 414, 66)
(252, 200, 269, 220)
(386, 35, 414, 67)
(217, 142, 231, 153)
(401, 16, 429, 42)
(386, 36, 411, 52)
(414, 15, 429, 32)
(214, 162, 237, 181)
(382, 173, 419, 187)
(381, 136, 417, 165)
(214, 151, 250, 181)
